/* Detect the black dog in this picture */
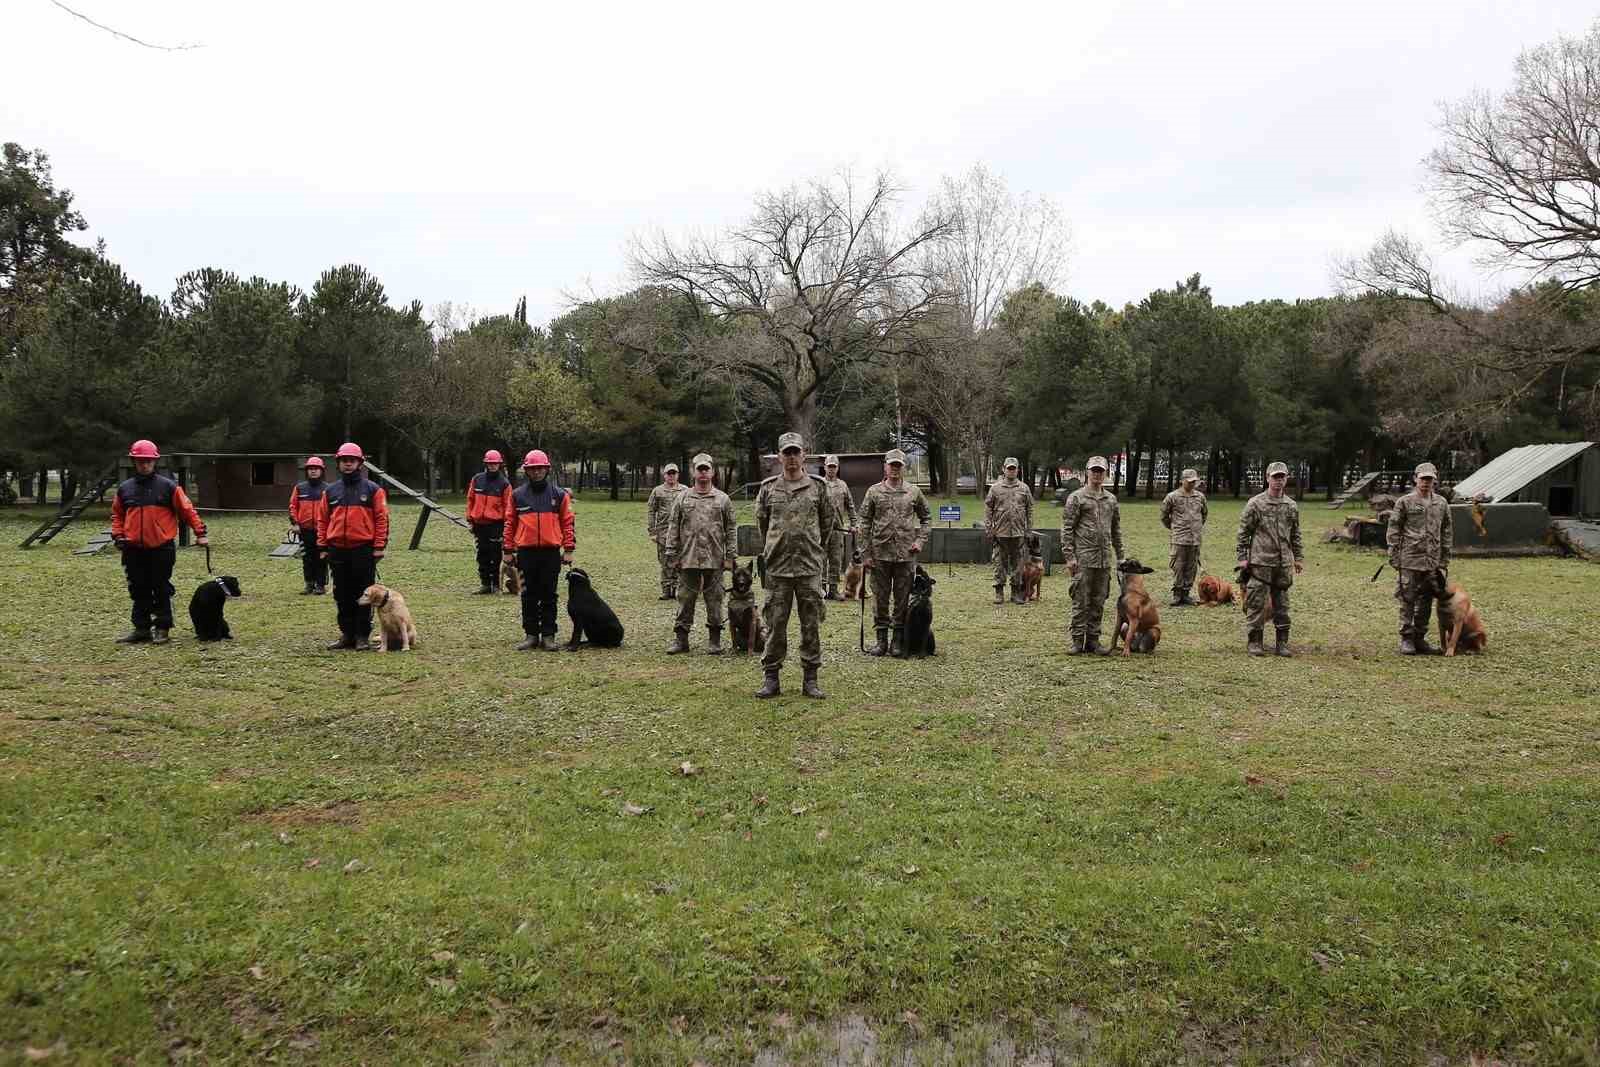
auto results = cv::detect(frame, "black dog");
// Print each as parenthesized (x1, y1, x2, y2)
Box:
(188, 575, 242, 641)
(565, 568, 624, 650)
(727, 561, 765, 654)
(902, 565, 936, 658)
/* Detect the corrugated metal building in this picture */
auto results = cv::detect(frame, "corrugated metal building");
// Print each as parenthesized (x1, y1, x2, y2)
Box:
(1452, 442, 1598, 517)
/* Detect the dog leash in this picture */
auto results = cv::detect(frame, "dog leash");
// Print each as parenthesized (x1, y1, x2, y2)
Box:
(204, 541, 213, 575)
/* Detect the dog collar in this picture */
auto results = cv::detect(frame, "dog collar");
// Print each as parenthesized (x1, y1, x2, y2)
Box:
(375, 590, 390, 607)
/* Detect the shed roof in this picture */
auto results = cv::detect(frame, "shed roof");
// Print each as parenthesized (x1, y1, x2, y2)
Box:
(1452, 441, 1595, 502)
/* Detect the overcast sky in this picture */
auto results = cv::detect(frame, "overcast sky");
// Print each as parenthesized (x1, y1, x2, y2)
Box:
(9, 0, 1595, 325)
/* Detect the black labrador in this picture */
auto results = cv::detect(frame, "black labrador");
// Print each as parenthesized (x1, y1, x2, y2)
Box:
(565, 568, 624, 650)
(902, 565, 936, 658)
(189, 575, 243, 641)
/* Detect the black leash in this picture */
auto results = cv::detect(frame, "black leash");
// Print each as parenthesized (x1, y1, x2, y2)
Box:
(204, 541, 213, 575)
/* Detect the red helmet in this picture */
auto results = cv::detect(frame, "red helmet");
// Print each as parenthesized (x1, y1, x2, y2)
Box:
(335, 442, 364, 460)
(483, 449, 504, 465)
(304, 456, 324, 470)
(522, 449, 551, 468)
(128, 439, 160, 459)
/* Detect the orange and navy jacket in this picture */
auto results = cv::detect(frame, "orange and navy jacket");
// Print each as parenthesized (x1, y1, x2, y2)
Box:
(111, 474, 206, 549)
(465, 470, 513, 525)
(504, 479, 575, 551)
(288, 478, 327, 530)
(314, 474, 389, 550)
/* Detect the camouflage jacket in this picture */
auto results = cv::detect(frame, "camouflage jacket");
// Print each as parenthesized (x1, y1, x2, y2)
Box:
(1236, 492, 1304, 566)
(645, 482, 686, 539)
(1386, 490, 1452, 570)
(665, 487, 736, 570)
(1160, 489, 1208, 546)
(1060, 486, 1123, 569)
(985, 477, 1034, 538)
(755, 475, 834, 577)
(859, 480, 932, 562)
(823, 476, 857, 531)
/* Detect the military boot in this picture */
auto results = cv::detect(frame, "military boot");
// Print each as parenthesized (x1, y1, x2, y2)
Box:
(890, 627, 905, 658)
(473, 583, 493, 595)
(801, 667, 825, 699)
(1086, 635, 1110, 656)
(658, 589, 675, 601)
(993, 585, 1006, 605)
(515, 635, 540, 651)
(1010, 584, 1026, 605)
(1170, 593, 1186, 607)
(867, 628, 889, 656)
(1414, 635, 1438, 656)
(326, 634, 356, 651)
(116, 628, 152, 645)
(150, 628, 171, 646)
(666, 628, 690, 654)
(755, 669, 781, 699)
(1247, 629, 1265, 657)
(1275, 627, 1293, 658)
(1398, 636, 1417, 656)
(706, 626, 724, 655)
(300, 581, 316, 596)
(1066, 636, 1086, 656)
(541, 634, 562, 651)
(314, 584, 327, 595)
(353, 637, 372, 652)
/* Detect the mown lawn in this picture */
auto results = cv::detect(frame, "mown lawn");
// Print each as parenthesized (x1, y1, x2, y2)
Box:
(2, 493, 1598, 1065)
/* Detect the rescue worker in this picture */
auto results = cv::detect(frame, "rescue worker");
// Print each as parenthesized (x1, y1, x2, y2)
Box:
(315, 442, 389, 651)
(466, 449, 514, 594)
(288, 456, 328, 595)
(1236, 460, 1305, 657)
(504, 449, 575, 651)
(859, 448, 932, 657)
(110, 438, 208, 645)
(822, 455, 857, 600)
(664, 452, 737, 654)
(1387, 461, 1452, 655)
(646, 463, 688, 600)
(1060, 455, 1124, 655)
(985, 457, 1034, 604)
(1160, 468, 1208, 606)
(754, 432, 834, 698)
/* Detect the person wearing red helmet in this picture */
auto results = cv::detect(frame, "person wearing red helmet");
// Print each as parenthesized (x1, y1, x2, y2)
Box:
(288, 456, 329, 595)
(466, 448, 514, 594)
(314, 442, 390, 651)
(110, 439, 208, 645)
(503, 448, 574, 650)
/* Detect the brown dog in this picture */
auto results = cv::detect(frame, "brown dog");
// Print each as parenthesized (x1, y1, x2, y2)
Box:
(1110, 559, 1162, 655)
(1022, 533, 1044, 601)
(1438, 581, 1487, 656)
(841, 560, 865, 601)
(1196, 574, 1237, 606)
(501, 558, 522, 595)
(357, 583, 419, 652)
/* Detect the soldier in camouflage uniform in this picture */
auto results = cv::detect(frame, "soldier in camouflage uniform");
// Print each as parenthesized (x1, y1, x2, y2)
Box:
(985, 456, 1034, 605)
(822, 455, 857, 601)
(1386, 461, 1452, 656)
(860, 448, 933, 657)
(754, 432, 835, 699)
(1160, 468, 1208, 606)
(1060, 455, 1124, 655)
(665, 453, 737, 656)
(1236, 460, 1305, 657)
(645, 464, 687, 600)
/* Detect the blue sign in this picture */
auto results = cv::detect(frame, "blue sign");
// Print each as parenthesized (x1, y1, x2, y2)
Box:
(938, 505, 961, 522)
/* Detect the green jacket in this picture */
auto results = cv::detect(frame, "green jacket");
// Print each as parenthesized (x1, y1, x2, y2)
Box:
(823, 476, 857, 531)
(859, 480, 932, 562)
(1387, 490, 1452, 569)
(1160, 488, 1208, 546)
(666, 486, 736, 570)
(645, 482, 686, 539)
(1236, 492, 1304, 567)
(755, 474, 834, 577)
(984, 477, 1034, 538)
(1060, 486, 1123, 568)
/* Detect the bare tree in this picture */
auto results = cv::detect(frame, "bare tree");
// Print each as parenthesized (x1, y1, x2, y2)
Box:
(630, 170, 958, 442)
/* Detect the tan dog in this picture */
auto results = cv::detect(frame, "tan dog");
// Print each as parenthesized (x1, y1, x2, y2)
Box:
(1196, 574, 1237, 606)
(1022, 533, 1045, 601)
(357, 583, 418, 652)
(1437, 581, 1487, 656)
(1110, 559, 1162, 655)
(841, 560, 865, 601)
(501, 558, 522, 595)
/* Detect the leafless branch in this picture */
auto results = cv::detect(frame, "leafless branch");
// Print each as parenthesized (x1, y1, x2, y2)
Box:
(46, 0, 203, 51)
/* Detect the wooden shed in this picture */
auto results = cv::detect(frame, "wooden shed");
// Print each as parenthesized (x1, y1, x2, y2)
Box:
(1452, 442, 1598, 518)
(759, 452, 889, 507)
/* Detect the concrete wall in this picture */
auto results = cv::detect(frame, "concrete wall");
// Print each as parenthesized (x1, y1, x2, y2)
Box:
(1451, 502, 1550, 550)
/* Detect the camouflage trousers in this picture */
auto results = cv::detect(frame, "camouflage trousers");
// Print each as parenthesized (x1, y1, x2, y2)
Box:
(826, 531, 850, 593)
(761, 575, 825, 671)
(992, 536, 1025, 590)
(869, 560, 914, 630)
(1068, 567, 1111, 644)
(1243, 567, 1293, 632)
(655, 541, 677, 595)
(675, 567, 725, 631)
(1169, 545, 1200, 597)
(1394, 568, 1436, 639)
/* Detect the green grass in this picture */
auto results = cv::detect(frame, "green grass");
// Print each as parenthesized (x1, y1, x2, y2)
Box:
(2, 494, 1599, 1065)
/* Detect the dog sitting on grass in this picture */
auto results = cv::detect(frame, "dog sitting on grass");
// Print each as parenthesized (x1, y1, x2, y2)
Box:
(188, 576, 242, 641)
(1022, 532, 1045, 601)
(841, 552, 865, 602)
(1110, 559, 1161, 655)
(357, 583, 418, 652)
(564, 568, 624, 650)
(1431, 572, 1487, 656)
(727, 561, 765, 654)
(902, 565, 937, 658)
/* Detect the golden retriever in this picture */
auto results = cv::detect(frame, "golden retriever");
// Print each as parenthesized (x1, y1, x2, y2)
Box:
(357, 583, 419, 652)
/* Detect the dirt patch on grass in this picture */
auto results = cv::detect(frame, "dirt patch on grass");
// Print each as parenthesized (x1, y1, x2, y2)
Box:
(245, 799, 362, 827)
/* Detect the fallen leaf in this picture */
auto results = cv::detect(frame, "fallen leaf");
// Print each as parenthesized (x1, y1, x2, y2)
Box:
(432, 950, 456, 964)
(902, 865, 920, 876)
(287, 1034, 319, 1051)
(514, 920, 532, 936)
(1244, 774, 1263, 787)
(341, 859, 366, 875)
(1530, 846, 1548, 854)
(678, 761, 699, 777)
(816, 828, 830, 841)
(753, 794, 768, 807)
(901, 1009, 922, 1029)
(1351, 858, 1373, 873)
(790, 805, 809, 816)
(1491, 832, 1514, 849)
(248, 965, 266, 980)
(590, 1014, 610, 1030)
(24, 1045, 62, 1063)
(669, 1015, 688, 1037)
(755, 974, 787, 987)
(1310, 950, 1335, 972)
(608, 1038, 624, 1049)
(302, 858, 321, 870)
(428, 977, 457, 993)
(277, 831, 292, 845)
(649, 882, 676, 895)
(622, 802, 653, 816)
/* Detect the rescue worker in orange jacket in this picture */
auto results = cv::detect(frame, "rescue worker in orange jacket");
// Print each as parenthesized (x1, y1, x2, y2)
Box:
(288, 456, 329, 595)
(111, 439, 207, 645)
(503, 449, 575, 650)
(466, 448, 514, 594)
(315, 442, 390, 651)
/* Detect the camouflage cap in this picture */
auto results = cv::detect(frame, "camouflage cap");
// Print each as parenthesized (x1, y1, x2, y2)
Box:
(778, 431, 804, 452)
(824, 454, 840, 467)
(663, 463, 679, 474)
(1181, 468, 1199, 482)
(1414, 461, 1439, 479)
(1002, 456, 1019, 469)
(691, 452, 714, 469)
(1086, 455, 1108, 471)
(1266, 461, 1290, 477)
(884, 448, 907, 465)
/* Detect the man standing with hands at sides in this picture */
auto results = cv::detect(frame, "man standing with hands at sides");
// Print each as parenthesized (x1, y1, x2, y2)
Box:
(822, 455, 857, 600)
(985, 457, 1033, 605)
(288, 456, 328, 595)
(665, 452, 737, 655)
(754, 432, 834, 698)
(466, 449, 514, 595)
(1236, 461, 1304, 657)
(1160, 467, 1208, 606)
(1060, 455, 1123, 655)
(112, 439, 208, 645)
(505, 449, 575, 651)
(859, 448, 932, 658)
(1386, 461, 1451, 655)
(316, 442, 389, 651)
(646, 463, 687, 600)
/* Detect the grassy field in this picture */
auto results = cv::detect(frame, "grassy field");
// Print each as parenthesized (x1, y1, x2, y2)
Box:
(2, 492, 1599, 1065)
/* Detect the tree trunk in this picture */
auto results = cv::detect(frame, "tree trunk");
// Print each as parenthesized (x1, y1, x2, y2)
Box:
(1124, 442, 1141, 497)
(1233, 452, 1245, 499)
(35, 467, 47, 505)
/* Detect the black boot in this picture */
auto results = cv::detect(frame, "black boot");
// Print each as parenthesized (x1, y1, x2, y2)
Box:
(1010, 585, 1026, 605)
(473, 583, 493, 595)
(867, 628, 888, 656)
(1087, 636, 1110, 656)
(666, 629, 690, 654)
(314, 584, 327, 595)
(515, 635, 539, 651)
(707, 626, 724, 655)
(116, 628, 152, 645)
(1399, 636, 1417, 656)
(326, 634, 356, 651)
(1066, 636, 1085, 655)
(541, 634, 562, 651)
(1275, 627, 1293, 657)
(801, 667, 825, 699)
(300, 582, 316, 596)
(755, 669, 780, 699)
(150, 628, 171, 645)
(1247, 629, 1265, 657)
(658, 590, 675, 601)
(890, 627, 905, 658)
(353, 637, 372, 652)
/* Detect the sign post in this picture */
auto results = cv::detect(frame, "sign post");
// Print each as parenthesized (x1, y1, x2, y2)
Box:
(938, 504, 961, 577)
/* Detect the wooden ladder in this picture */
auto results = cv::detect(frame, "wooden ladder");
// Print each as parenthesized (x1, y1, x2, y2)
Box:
(18, 465, 121, 548)
(1327, 471, 1379, 509)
